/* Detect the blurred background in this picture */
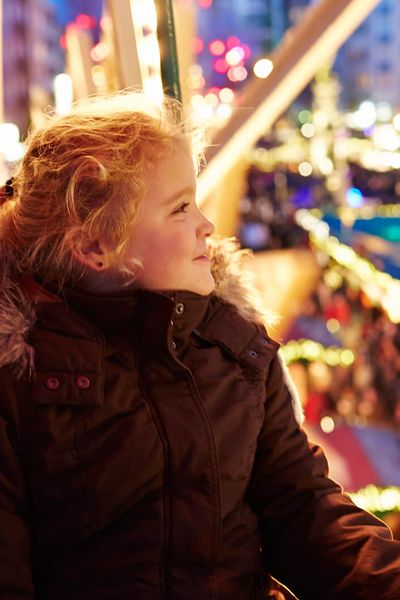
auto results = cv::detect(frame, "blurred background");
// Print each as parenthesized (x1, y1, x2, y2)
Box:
(1, 0, 400, 534)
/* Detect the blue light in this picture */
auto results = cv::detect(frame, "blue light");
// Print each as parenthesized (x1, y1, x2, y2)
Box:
(346, 187, 364, 208)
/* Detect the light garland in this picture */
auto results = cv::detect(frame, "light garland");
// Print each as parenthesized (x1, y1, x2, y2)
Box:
(350, 485, 400, 513)
(337, 204, 400, 221)
(295, 209, 400, 323)
(281, 339, 355, 367)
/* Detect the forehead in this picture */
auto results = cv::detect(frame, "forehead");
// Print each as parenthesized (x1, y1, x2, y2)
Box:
(143, 147, 196, 206)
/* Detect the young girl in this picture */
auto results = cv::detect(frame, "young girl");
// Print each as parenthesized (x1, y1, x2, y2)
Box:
(0, 91, 399, 599)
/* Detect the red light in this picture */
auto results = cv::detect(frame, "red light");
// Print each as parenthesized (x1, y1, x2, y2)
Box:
(208, 86, 221, 95)
(59, 34, 67, 49)
(198, 0, 213, 7)
(243, 44, 252, 59)
(193, 37, 204, 54)
(76, 14, 96, 29)
(214, 58, 228, 73)
(209, 40, 225, 56)
(226, 36, 240, 49)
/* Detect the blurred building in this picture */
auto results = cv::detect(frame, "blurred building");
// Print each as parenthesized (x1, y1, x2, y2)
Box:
(259, 0, 400, 111)
(334, 0, 400, 110)
(49, 0, 103, 29)
(287, 0, 316, 25)
(196, 0, 289, 88)
(2, 0, 64, 134)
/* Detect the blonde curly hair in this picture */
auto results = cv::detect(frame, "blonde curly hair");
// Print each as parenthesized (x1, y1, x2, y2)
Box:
(0, 91, 205, 287)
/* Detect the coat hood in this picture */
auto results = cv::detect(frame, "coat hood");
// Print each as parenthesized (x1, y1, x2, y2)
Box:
(0, 237, 277, 375)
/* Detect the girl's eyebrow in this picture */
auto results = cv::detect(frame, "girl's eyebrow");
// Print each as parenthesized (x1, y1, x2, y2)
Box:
(163, 185, 196, 206)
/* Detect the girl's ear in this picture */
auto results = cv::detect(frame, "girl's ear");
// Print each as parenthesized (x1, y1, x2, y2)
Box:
(68, 231, 114, 271)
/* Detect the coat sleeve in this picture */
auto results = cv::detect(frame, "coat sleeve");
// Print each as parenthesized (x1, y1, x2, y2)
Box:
(246, 350, 400, 600)
(0, 367, 34, 598)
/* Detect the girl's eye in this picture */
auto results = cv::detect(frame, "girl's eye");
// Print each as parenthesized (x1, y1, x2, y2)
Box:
(173, 202, 190, 214)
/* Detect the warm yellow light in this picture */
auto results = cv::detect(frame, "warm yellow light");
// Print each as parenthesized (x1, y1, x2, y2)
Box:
(393, 113, 400, 131)
(196, 104, 214, 121)
(340, 349, 355, 366)
(376, 102, 392, 122)
(219, 87, 234, 103)
(320, 416, 335, 433)
(54, 73, 73, 115)
(191, 94, 204, 107)
(352, 100, 377, 129)
(140, 34, 161, 67)
(319, 157, 334, 175)
(143, 76, 163, 107)
(205, 93, 219, 107)
(189, 64, 203, 76)
(216, 103, 232, 120)
(187, 74, 205, 90)
(326, 318, 340, 333)
(325, 349, 340, 366)
(302, 340, 321, 360)
(91, 65, 107, 88)
(132, 0, 157, 30)
(350, 485, 400, 513)
(382, 283, 400, 323)
(254, 147, 269, 162)
(326, 173, 342, 192)
(301, 123, 315, 138)
(90, 42, 109, 62)
(298, 161, 313, 176)
(225, 47, 245, 66)
(253, 58, 274, 79)
(297, 208, 400, 323)
(0, 123, 25, 162)
(373, 125, 400, 152)
(323, 269, 343, 289)
(0, 123, 20, 148)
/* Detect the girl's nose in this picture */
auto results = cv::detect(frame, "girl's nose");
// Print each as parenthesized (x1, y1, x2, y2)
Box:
(199, 211, 215, 237)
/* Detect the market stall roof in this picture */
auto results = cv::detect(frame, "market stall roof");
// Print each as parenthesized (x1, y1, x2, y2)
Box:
(306, 423, 400, 492)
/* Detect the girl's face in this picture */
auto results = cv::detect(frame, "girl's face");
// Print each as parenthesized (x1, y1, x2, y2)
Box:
(120, 146, 215, 295)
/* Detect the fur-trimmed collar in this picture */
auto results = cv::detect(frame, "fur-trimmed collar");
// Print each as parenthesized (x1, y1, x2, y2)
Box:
(0, 261, 36, 376)
(0, 237, 276, 375)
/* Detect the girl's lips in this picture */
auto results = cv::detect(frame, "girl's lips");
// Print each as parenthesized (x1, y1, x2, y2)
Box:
(194, 255, 210, 261)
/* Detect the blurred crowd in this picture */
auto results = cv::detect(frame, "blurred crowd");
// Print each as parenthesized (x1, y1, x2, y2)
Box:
(239, 160, 400, 431)
(350, 162, 400, 204)
(286, 280, 400, 430)
(237, 166, 309, 251)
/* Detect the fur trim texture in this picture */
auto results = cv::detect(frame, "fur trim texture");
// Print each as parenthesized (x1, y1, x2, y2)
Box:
(208, 236, 278, 327)
(0, 237, 276, 373)
(0, 251, 35, 376)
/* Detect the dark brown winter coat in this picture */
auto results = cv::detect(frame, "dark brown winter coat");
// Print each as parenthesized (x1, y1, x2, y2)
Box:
(1, 240, 400, 599)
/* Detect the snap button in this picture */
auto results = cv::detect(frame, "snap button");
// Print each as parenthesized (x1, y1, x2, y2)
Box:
(192, 328, 200, 336)
(171, 340, 177, 350)
(175, 303, 185, 315)
(248, 350, 258, 358)
(261, 338, 269, 346)
(45, 376, 60, 390)
(76, 375, 91, 389)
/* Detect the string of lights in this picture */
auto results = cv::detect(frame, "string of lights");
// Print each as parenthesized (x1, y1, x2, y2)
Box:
(296, 209, 400, 323)
(281, 339, 355, 367)
(350, 485, 400, 514)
